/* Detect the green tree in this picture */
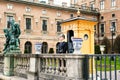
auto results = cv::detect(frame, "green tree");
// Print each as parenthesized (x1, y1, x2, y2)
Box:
(101, 37, 111, 54)
(114, 35, 120, 53)
(95, 45, 101, 54)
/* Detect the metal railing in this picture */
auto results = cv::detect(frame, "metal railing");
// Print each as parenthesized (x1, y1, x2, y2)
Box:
(87, 54, 120, 80)
(1, 54, 120, 80)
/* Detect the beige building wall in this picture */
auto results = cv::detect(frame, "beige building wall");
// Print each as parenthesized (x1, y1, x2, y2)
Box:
(75, 0, 120, 44)
(0, 0, 98, 53)
(0, 0, 77, 53)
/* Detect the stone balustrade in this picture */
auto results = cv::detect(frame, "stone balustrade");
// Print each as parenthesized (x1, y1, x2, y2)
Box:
(38, 54, 85, 80)
(14, 54, 30, 78)
(0, 54, 4, 73)
(0, 54, 87, 80)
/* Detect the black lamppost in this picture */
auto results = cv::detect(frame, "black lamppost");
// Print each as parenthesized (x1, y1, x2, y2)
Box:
(110, 26, 114, 53)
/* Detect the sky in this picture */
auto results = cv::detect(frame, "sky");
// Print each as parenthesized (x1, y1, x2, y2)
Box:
(40, 0, 70, 6)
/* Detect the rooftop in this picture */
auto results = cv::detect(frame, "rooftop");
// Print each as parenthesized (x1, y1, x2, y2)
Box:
(62, 16, 98, 23)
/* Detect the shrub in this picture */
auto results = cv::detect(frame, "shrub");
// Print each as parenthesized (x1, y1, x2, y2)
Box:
(101, 37, 111, 54)
(114, 35, 120, 53)
(95, 45, 101, 54)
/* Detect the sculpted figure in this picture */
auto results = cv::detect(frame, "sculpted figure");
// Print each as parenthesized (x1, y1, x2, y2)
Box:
(3, 19, 21, 54)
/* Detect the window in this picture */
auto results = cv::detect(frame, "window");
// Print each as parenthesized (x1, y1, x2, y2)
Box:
(100, 23, 105, 37)
(41, 42, 48, 53)
(24, 41, 32, 54)
(101, 16, 104, 20)
(81, 4, 87, 9)
(74, 0, 78, 4)
(70, 14, 74, 18)
(7, 4, 13, 10)
(100, 0, 104, 10)
(42, 10, 47, 15)
(57, 11, 61, 17)
(112, 14, 115, 18)
(111, 21, 116, 32)
(57, 21, 61, 32)
(111, 0, 116, 7)
(42, 20, 47, 31)
(26, 18, 31, 30)
(90, 2, 95, 10)
(26, 7, 31, 12)
(7, 16, 13, 28)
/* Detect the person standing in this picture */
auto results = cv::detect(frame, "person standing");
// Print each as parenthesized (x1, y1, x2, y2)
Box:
(56, 34, 68, 54)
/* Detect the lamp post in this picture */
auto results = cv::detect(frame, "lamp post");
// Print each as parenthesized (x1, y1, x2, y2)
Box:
(110, 26, 114, 53)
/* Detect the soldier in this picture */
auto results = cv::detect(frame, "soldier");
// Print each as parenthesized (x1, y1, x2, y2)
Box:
(56, 34, 68, 54)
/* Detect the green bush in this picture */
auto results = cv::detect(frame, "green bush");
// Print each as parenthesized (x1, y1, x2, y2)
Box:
(101, 37, 111, 54)
(114, 35, 120, 53)
(95, 45, 101, 54)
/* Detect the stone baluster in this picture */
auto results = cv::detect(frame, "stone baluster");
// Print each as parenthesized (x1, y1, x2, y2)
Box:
(41, 58, 45, 72)
(26, 57, 30, 71)
(45, 58, 49, 73)
(52, 58, 55, 74)
(55, 58, 59, 75)
(49, 58, 53, 73)
(60, 58, 64, 76)
(63, 59, 67, 76)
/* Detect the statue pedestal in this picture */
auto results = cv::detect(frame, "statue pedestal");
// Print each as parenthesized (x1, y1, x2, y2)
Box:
(4, 54, 14, 76)
(3, 50, 21, 76)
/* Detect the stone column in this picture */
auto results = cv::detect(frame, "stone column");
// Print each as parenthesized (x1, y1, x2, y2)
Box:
(3, 51, 21, 76)
(4, 54, 14, 76)
(66, 55, 86, 80)
(27, 54, 39, 80)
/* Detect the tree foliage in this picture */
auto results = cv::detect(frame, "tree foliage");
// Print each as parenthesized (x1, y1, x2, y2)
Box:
(101, 37, 111, 54)
(114, 35, 120, 53)
(95, 45, 101, 54)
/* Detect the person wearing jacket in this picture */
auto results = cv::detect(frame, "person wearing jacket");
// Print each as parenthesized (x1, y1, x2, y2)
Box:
(56, 34, 68, 54)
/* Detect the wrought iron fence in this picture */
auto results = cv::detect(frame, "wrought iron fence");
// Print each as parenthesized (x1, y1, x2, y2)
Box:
(87, 54, 120, 80)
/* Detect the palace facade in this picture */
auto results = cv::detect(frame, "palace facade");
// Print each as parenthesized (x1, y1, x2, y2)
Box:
(71, 0, 120, 44)
(0, 0, 99, 54)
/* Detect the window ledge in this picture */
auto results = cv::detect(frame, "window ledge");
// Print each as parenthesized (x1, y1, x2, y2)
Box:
(24, 29, 32, 33)
(41, 31, 48, 34)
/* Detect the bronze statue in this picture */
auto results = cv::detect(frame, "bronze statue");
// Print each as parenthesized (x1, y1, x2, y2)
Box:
(3, 19, 21, 54)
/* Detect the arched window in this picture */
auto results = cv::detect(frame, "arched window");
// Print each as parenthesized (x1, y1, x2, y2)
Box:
(41, 42, 48, 53)
(24, 41, 32, 54)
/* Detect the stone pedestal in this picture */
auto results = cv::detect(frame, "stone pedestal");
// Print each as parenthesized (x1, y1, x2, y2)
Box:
(3, 50, 21, 76)
(66, 55, 85, 80)
(27, 54, 38, 80)
(4, 55, 14, 76)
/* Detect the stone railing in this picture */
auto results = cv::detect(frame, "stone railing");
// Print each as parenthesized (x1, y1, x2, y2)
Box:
(0, 54, 4, 73)
(14, 54, 30, 78)
(37, 54, 86, 80)
(2, 54, 87, 80)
